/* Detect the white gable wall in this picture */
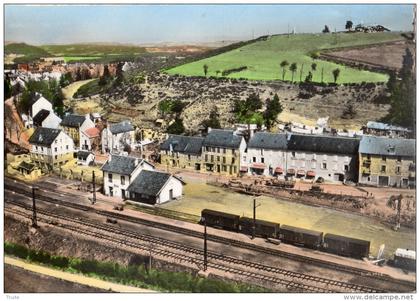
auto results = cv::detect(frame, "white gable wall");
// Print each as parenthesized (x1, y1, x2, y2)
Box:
(42, 112, 62, 129)
(156, 177, 183, 204)
(32, 97, 52, 117)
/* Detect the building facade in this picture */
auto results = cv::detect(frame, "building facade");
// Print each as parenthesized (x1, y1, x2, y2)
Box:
(359, 136, 415, 187)
(202, 129, 246, 176)
(60, 114, 95, 145)
(243, 132, 288, 176)
(101, 121, 135, 153)
(160, 135, 204, 171)
(28, 127, 75, 170)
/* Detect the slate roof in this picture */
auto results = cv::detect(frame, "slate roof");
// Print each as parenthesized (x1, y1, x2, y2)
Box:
(109, 121, 134, 134)
(287, 134, 360, 155)
(160, 135, 204, 155)
(77, 150, 93, 160)
(248, 132, 288, 150)
(127, 170, 171, 197)
(359, 136, 415, 157)
(366, 121, 410, 132)
(101, 155, 150, 176)
(61, 114, 86, 128)
(203, 129, 243, 149)
(29, 127, 62, 147)
(32, 109, 50, 126)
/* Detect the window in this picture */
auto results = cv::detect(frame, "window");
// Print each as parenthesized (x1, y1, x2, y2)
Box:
(231, 158, 235, 164)
(222, 165, 227, 172)
(223, 148, 226, 154)
(108, 173, 113, 183)
(261, 157, 265, 164)
(121, 176, 125, 185)
(344, 165, 349, 172)
(243, 156, 246, 162)
(381, 165, 386, 173)
(253, 157, 256, 163)
(205, 154, 208, 161)
(382, 156, 387, 161)
(232, 149, 236, 155)
(292, 152, 296, 158)
(216, 147, 220, 153)
(396, 166, 401, 174)
(223, 157, 226, 164)
(206, 146, 210, 152)
(36, 146, 38, 151)
(66, 145, 69, 150)
(188, 154, 191, 161)
(367, 154, 371, 160)
(54, 155, 58, 159)
(397, 156, 402, 162)
(217, 156, 220, 162)
(260, 149, 264, 156)
(322, 162, 327, 169)
(212, 147, 215, 152)
(211, 155, 214, 162)
(54, 147, 57, 152)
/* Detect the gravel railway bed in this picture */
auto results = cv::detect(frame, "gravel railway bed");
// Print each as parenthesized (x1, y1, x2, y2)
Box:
(5, 178, 416, 292)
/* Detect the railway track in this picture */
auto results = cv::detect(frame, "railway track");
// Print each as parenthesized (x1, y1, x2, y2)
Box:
(6, 200, 337, 293)
(5, 179, 416, 291)
(5, 193, 383, 293)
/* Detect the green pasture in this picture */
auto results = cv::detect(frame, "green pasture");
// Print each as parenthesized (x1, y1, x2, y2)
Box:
(166, 32, 405, 83)
(63, 56, 101, 63)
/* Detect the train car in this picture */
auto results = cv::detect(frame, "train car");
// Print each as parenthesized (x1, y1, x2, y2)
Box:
(323, 233, 370, 259)
(201, 209, 240, 232)
(279, 225, 323, 249)
(239, 217, 280, 239)
(393, 249, 416, 271)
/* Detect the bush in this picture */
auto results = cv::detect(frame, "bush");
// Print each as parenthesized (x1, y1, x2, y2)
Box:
(4, 242, 29, 259)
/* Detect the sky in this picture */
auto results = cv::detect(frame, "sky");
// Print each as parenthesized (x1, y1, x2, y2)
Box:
(5, 4, 414, 45)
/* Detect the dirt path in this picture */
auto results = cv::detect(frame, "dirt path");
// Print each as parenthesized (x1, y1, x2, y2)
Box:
(5, 256, 155, 293)
(62, 79, 95, 100)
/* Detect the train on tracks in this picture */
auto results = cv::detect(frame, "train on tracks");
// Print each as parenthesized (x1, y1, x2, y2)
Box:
(201, 209, 370, 260)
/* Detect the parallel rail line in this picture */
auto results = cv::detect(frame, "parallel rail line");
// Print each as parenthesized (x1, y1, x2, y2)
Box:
(5, 179, 415, 292)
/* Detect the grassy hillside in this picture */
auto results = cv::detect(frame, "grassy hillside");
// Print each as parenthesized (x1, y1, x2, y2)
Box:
(41, 44, 146, 57)
(166, 32, 405, 83)
(5, 43, 51, 63)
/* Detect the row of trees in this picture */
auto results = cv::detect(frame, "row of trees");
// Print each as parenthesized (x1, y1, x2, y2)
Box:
(280, 60, 340, 83)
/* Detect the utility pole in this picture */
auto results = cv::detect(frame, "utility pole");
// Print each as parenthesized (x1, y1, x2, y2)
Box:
(202, 217, 208, 271)
(92, 170, 96, 204)
(252, 196, 261, 240)
(32, 187, 37, 227)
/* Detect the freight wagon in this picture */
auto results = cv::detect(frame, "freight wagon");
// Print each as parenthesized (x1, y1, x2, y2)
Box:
(201, 209, 240, 232)
(323, 233, 370, 259)
(279, 225, 323, 249)
(393, 248, 416, 271)
(239, 217, 280, 239)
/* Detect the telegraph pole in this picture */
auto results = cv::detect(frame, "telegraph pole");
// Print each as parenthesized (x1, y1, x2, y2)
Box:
(252, 196, 261, 240)
(32, 187, 37, 227)
(202, 217, 208, 271)
(92, 170, 96, 204)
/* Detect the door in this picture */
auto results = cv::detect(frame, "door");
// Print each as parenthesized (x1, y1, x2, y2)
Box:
(379, 176, 389, 186)
(121, 189, 126, 199)
(217, 165, 221, 173)
(109, 187, 113, 197)
(169, 189, 173, 200)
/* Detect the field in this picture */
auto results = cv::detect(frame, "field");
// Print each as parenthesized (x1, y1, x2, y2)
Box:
(5, 43, 51, 63)
(166, 32, 406, 83)
(63, 56, 101, 63)
(40, 44, 146, 56)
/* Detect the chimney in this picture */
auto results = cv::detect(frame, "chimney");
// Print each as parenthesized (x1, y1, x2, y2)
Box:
(208, 127, 212, 133)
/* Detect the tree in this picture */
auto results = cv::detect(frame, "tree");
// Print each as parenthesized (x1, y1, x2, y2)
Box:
(322, 25, 330, 33)
(383, 48, 415, 129)
(280, 60, 289, 80)
(167, 117, 185, 134)
(203, 64, 209, 77)
(345, 20, 353, 31)
(309, 51, 320, 60)
(289, 63, 297, 82)
(233, 93, 263, 125)
(263, 93, 283, 129)
(4, 73, 12, 99)
(332, 68, 341, 83)
(59, 72, 73, 88)
(99, 65, 111, 86)
(305, 71, 313, 83)
(201, 107, 221, 131)
(311, 63, 317, 72)
(114, 62, 124, 86)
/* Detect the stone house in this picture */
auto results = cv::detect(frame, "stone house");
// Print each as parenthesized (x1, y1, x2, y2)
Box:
(101, 154, 154, 199)
(28, 127, 75, 170)
(101, 120, 135, 153)
(160, 135, 204, 171)
(358, 136, 415, 187)
(60, 114, 95, 145)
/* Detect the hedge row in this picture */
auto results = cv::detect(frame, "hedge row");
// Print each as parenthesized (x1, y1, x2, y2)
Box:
(4, 242, 269, 293)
